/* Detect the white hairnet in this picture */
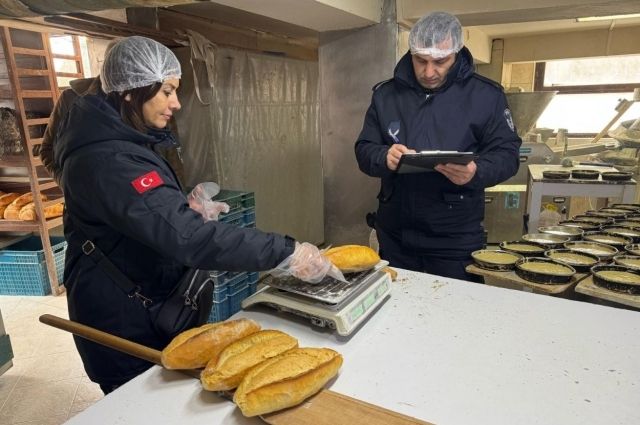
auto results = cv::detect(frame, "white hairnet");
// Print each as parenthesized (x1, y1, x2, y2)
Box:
(101, 36, 182, 93)
(409, 12, 463, 59)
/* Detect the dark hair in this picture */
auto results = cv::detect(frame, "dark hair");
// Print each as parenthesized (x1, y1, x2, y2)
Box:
(106, 82, 162, 133)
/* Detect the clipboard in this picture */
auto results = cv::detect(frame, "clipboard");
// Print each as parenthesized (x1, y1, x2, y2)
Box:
(396, 151, 478, 174)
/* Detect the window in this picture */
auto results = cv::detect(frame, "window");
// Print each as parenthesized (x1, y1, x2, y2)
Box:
(48, 34, 85, 92)
(534, 56, 640, 136)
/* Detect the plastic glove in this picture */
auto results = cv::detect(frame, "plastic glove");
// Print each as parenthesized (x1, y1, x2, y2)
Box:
(270, 242, 347, 284)
(188, 182, 229, 222)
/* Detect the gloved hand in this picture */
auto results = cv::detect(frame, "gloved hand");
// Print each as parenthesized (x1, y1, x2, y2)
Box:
(188, 182, 229, 222)
(270, 242, 347, 284)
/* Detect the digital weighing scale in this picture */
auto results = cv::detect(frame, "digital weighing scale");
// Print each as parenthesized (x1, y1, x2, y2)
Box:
(241, 262, 392, 336)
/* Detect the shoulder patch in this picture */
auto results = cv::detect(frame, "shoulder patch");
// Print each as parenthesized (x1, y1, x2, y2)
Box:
(372, 78, 394, 92)
(131, 170, 164, 194)
(472, 73, 504, 91)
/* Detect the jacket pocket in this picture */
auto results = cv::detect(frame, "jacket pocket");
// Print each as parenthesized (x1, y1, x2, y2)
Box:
(415, 191, 483, 235)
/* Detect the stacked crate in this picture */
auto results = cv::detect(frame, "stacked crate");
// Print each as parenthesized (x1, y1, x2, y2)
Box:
(207, 190, 260, 323)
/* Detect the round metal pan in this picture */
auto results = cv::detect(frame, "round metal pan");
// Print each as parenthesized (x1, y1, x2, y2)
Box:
(542, 170, 570, 180)
(538, 225, 583, 241)
(515, 257, 575, 284)
(571, 169, 600, 180)
(599, 208, 632, 217)
(572, 214, 613, 225)
(563, 241, 618, 261)
(522, 233, 570, 249)
(585, 210, 626, 219)
(471, 249, 523, 271)
(558, 220, 599, 231)
(601, 171, 633, 181)
(610, 203, 640, 212)
(612, 220, 640, 229)
(613, 254, 640, 271)
(499, 241, 546, 257)
(591, 264, 640, 294)
(582, 231, 632, 248)
(544, 249, 599, 273)
(600, 225, 640, 243)
(625, 243, 640, 256)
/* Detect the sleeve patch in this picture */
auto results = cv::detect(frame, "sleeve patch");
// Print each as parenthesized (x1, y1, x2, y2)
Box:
(131, 170, 164, 194)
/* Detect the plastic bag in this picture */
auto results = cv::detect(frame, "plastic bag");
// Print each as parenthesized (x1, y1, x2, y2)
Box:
(269, 242, 347, 284)
(188, 182, 229, 221)
(539, 203, 561, 227)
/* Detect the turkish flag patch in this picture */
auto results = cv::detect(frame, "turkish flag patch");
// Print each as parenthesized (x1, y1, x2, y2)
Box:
(131, 170, 164, 194)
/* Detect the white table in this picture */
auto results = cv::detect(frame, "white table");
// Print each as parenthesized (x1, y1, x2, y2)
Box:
(525, 164, 636, 232)
(65, 270, 640, 425)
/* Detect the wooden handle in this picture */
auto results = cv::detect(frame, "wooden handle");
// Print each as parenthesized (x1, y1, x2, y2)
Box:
(40, 313, 163, 364)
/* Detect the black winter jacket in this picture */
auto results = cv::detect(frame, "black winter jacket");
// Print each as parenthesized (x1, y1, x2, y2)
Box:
(55, 92, 294, 386)
(355, 48, 521, 258)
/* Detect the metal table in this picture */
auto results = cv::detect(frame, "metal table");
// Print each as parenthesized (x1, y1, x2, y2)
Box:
(525, 164, 636, 232)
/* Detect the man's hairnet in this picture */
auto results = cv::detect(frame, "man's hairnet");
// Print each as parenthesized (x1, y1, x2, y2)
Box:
(101, 36, 182, 93)
(409, 12, 463, 59)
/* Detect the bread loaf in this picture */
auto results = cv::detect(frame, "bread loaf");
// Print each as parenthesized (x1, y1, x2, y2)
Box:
(324, 245, 381, 273)
(3, 193, 47, 219)
(161, 319, 261, 370)
(16, 202, 64, 221)
(0, 193, 19, 218)
(201, 330, 298, 391)
(233, 347, 343, 417)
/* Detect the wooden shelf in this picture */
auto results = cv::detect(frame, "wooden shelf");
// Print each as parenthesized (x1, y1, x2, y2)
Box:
(0, 176, 53, 183)
(0, 154, 28, 167)
(0, 25, 81, 296)
(0, 216, 62, 231)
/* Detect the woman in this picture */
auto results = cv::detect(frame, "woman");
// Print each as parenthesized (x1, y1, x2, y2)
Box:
(54, 36, 333, 394)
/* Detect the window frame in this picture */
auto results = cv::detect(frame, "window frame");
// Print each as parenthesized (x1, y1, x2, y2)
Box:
(533, 62, 639, 136)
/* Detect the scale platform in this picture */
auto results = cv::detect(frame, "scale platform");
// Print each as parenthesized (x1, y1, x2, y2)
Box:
(241, 263, 392, 336)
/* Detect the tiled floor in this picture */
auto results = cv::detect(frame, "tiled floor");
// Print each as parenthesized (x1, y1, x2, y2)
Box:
(0, 294, 103, 425)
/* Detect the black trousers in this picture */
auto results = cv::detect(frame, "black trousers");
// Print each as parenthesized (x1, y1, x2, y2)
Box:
(376, 226, 483, 283)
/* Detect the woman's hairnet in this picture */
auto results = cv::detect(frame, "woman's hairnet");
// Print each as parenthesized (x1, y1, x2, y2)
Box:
(409, 12, 463, 59)
(101, 36, 182, 93)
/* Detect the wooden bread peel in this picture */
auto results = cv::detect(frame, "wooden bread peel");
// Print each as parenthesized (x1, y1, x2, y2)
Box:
(39, 314, 432, 425)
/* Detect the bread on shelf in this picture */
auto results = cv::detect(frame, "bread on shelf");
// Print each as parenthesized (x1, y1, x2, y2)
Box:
(3, 193, 47, 219)
(17, 202, 64, 221)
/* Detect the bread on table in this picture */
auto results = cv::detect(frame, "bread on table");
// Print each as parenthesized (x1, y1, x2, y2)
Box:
(233, 347, 343, 417)
(17, 202, 64, 221)
(3, 193, 47, 219)
(324, 245, 381, 273)
(201, 330, 298, 391)
(161, 319, 261, 370)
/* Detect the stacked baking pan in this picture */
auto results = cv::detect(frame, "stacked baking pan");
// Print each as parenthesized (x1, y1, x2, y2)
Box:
(471, 204, 640, 292)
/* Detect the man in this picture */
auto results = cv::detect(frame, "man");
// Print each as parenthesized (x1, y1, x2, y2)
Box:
(355, 11, 521, 281)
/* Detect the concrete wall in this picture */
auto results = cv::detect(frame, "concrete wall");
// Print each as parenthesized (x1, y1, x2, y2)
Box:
(320, 0, 397, 246)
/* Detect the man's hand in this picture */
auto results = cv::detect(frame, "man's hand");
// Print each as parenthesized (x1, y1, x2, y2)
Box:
(387, 144, 416, 171)
(434, 161, 477, 185)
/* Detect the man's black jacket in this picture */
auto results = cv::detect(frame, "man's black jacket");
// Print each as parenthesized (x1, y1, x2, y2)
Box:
(355, 47, 522, 257)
